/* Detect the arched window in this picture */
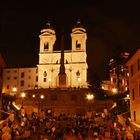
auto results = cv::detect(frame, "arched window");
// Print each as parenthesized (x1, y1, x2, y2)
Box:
(76, 70, 80, 76)
(66, 60, 68, 64)
(43, 71, 47, 77)
(44, 42, 49, 50)
(76, 40, 81, 49)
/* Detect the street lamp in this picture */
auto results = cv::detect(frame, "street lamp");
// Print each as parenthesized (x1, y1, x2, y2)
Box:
(12, 87, 17, 92)
(21, 92, 26, 108)
(40, 95, 44, 99)
(32, 94, 35, 98)
(38, 94, 44, 114)
(86, 93, 94, 112)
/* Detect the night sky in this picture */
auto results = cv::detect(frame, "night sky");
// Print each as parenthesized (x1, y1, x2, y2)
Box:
(0, 1, 140, 81)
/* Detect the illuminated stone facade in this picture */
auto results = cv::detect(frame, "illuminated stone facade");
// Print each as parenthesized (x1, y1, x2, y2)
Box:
(38, 21, 87, 89)
(2, 20, 88, 94)
(126, 49, 140, 126)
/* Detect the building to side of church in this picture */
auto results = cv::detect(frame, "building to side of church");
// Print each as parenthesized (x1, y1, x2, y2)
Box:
(126, 49, 140, 127)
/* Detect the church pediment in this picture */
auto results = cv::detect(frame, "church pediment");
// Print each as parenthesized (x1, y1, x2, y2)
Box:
(72, 28, 86, 34)
(40, 29, 55, 36)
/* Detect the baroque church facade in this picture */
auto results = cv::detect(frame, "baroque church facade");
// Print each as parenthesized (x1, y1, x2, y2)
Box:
(2, 20, 88, 94)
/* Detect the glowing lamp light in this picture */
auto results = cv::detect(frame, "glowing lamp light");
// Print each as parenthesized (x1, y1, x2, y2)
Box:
(125, 87, 128, 91)
(49, 78, 51, 82)
(40, 95, 44, 99)
(127, 94, 130, 98)
(78, 78, 81, 82)
(112, 87, 117, 93)
(86, 94, 94, 100)
(13, 87, 17, 92)
(32, 94, 35, 98)
(101, 86, 105, 90)
(21, 92, 26, 98)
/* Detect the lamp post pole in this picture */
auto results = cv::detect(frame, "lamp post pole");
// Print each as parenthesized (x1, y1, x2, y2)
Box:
(21, 92, 26, 109)
(86, 93, 94, 112)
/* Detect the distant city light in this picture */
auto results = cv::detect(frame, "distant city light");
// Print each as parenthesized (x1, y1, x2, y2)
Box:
(112, 87, 117, 93)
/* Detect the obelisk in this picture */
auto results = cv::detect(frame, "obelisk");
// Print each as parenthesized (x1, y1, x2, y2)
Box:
(58, 30, 66, 88)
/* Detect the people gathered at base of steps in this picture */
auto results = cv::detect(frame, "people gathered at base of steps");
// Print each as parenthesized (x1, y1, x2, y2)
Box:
(0, 110, 137, 140)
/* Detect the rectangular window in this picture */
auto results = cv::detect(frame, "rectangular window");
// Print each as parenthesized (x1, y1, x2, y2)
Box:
(134, 111, 136, 122)
(132, 88, 135, 100)
(36, 69, 38, 73)
(14, 70, 17, 73)
(36, 76, 38, 82)
(43, 78, 46, 82)
(131, 65, 133, 77)
(14, 77, 17, 80)
(7, 85, 9, 89)
(21, 72, 24, 78)
(7, 77, 10, 80)
(20, 80, 24, 87)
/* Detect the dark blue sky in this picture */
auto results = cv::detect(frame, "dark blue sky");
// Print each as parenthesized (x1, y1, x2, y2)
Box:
(0, 0, 140, 80)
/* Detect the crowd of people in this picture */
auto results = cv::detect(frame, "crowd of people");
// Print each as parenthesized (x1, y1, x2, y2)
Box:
(0, 107, 138, 140)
